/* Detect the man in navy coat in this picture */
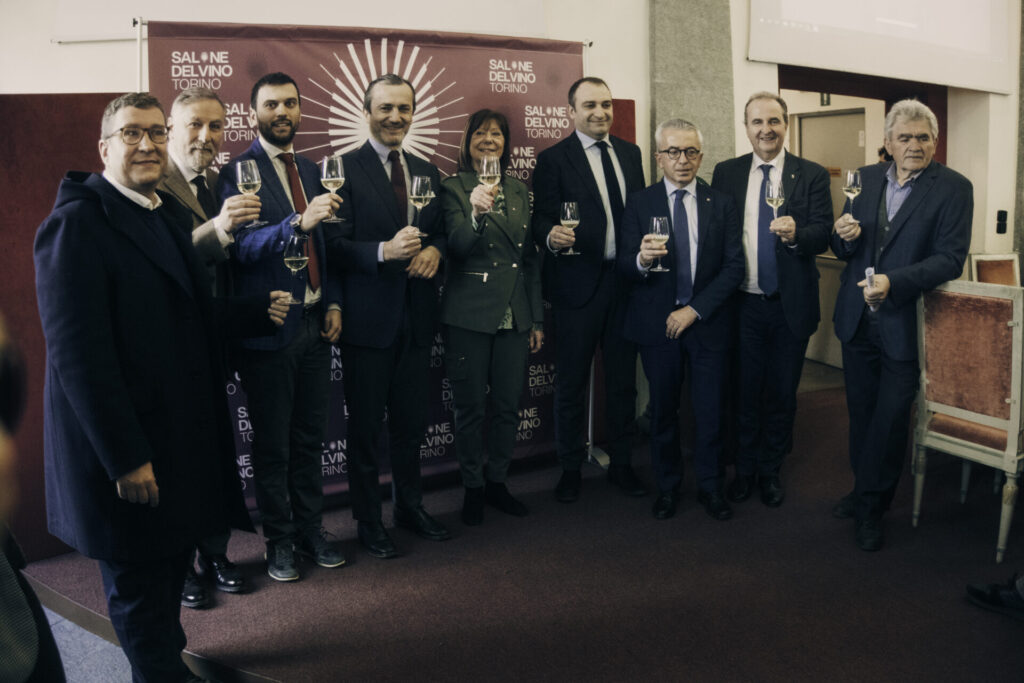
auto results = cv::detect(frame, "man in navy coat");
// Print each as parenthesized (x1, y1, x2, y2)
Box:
(218, 72, 345, 581)
(831, 99, 973, 551)
(34, 92, 286, 682)
(617, 119, 744, 521)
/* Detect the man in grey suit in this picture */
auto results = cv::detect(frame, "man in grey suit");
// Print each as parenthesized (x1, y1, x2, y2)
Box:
(160, 87, 262, 608)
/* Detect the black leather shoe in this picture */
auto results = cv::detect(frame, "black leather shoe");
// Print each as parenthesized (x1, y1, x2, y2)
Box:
(357, 521, 399, 559)
(462, 486, 484, 526)
(555, 469, 581, 503)
(197, 553, 246, 593)
(485, 481, 529, 517)
(832, 492, 856, 519)
(181, 567, 209, 609)
(395, 506, 452, 541)
(726, 474, 755, 503)
(652, 490, 679, 520)
(607, 464, 648, 497)
(759, 475, 785, 508)
(697, 490, 733, 521)
(854, 516, 883, 551)
(967, 574, 1024, 622)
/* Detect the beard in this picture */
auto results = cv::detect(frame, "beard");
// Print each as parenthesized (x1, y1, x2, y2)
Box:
(259, 116, 297, 146)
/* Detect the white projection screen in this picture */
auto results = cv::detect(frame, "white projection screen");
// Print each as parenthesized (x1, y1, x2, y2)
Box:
(748, 0, 1013, 94)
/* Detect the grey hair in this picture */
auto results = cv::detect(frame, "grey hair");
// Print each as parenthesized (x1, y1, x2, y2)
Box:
(101, 92, 164, 138)
(171, 87, 225, 113)
(655, 118, 703, 149)
(743, 91, 789, 126)
(885, 99, 939, 140)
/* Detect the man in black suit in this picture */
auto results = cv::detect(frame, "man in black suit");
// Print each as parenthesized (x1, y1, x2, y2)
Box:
(617, 119, 744, 520)
(831, 99, 973, 550)
(532, 77, 647, 503)
(218, 72, 345, 581)
(161, 87, 261, 608)
(34, 92, 286, 681)
(324, 74, 450, 559)
(711, 92, 832, 509)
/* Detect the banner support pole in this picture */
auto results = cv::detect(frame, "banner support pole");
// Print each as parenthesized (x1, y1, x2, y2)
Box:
(133, 17, 145, 91)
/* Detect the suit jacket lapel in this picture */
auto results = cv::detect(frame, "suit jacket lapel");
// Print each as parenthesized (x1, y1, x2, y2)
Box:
(781, 154, 801, 218)
(455, 172, 523, 249)
(887, 162, 939, 240)
(249, 139, 293, 218)
(565, 134, 604, 208)
(695, 183, 712, 269)
(357, 141, 403, 227)
(162, 162, 207, 222)
(730, 154, 752, 210)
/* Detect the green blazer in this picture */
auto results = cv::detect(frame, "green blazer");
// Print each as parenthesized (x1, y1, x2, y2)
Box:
(440, 171, 543, 334)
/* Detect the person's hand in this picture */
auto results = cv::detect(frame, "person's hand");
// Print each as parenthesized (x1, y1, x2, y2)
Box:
(213, 194, 262, 234)
(267, 291, 290, 326)
(770, 215, 796, 244)
(639, 234, 669, 268)
(469, 184, 497, 217)
(321, 308, 342, 342)
(115, 462, 159, 507)
(858, 273, 890, 308)
(529, 329, 544, 353)
(383, 226, 423, 261)
(299, 194, 342, 232)
(547, 224, 576, 251)
(665, 306, 698, 339)
(835, 213, 861, 242)
(407, 246, 441, 279)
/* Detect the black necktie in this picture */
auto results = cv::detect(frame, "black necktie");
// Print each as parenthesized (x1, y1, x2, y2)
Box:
(598, 140, 625, 226)
(757, 164, 778, 295)
(388, 149, 408, 222)
(191, 175, 217, 220)
(673, 189, 692, 306)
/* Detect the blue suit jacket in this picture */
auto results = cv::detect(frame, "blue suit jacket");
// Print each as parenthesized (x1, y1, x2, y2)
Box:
(531, 133, 645, 309)
(617, 180, 744, 348)
(218, 138, 342, 351)
(324, 140, 446, 348)
(831, 161, 973, 361)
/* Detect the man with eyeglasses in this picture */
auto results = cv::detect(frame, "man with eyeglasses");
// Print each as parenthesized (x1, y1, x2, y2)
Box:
(711, 92, 832, 511)
(617, 119, 744, 520)
(34, 92, 289, 681)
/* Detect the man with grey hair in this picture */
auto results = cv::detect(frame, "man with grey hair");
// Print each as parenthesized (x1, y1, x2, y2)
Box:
(831, 98, 972, 551)
(712, 91, 832, 510)
(161, 87, 262, 609)
(617, 118, 743, 520)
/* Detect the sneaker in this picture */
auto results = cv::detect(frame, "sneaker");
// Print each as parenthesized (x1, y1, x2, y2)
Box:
(298, 529, 346, 568)
(265, 542, 299, 582)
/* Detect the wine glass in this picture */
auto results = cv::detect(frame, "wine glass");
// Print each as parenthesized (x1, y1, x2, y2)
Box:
(560, 202, 580, 255)
(478, 156, 501, 214)
(765, 179, 785, 219)
(648, 216, 670, 273)
(409, 175, 434, 236)
(282, 232, 309, 305)
(842, 169, 861, 214)
(320, 156, 345, 224)
(236, 159, 266, 227)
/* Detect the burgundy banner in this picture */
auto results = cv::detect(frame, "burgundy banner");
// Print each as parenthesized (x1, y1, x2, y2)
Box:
(148, 22, 580, 503)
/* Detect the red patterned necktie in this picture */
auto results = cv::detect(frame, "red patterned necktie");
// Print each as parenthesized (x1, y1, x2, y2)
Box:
(280, 152, 320, 292)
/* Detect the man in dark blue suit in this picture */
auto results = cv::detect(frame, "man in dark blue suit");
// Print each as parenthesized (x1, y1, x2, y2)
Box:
(711, 92, 832, 509)
(618, 119, 744, 520)
(34, 92, 285, 681)
(324, 74, 450, 559)
(532, 77, 647, 503)
(218, 72, 345, 581)
(831, 99, 973, 551)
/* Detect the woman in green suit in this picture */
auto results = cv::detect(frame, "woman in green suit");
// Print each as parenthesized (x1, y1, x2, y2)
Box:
(441, 109, 544, 525)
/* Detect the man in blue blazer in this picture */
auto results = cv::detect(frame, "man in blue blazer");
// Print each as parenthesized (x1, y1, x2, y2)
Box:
(324, 74, 450, 559)
(618, 119, 744, 521)
(831, 99, 973, 551)
(218, 72, 344, 581)
(711, 92, 833, 509)
(532, 77, 647, 503)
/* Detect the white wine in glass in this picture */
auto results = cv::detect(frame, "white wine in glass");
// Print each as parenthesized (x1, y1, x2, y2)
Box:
(282, 233, 308, 305)
(560, 201, 580, 255)
(478, 156, 501, 188)
(236, 159, 266, 227)
(765, 180, 785, 218)
(648, 216, 670, 273)
(321, 156, 345, 224)
(409, 175, 434, 236)
(842, 169, 861, 214)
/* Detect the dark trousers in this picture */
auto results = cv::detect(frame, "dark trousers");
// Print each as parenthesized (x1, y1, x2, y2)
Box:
(841, 311, 919, 519)
(195, 531, 229, 559)
(98, 550, 192, 683)
(553, 268, 637, 469)
(238, 305, 331, 546)
(736, 293, 809, 476)
(640, 330, 726, 493)
(341, 315, 430, 522)
(445, 324, 531, 488)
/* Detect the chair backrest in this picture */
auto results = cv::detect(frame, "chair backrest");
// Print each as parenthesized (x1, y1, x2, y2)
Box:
(971, 253, 1021, 286)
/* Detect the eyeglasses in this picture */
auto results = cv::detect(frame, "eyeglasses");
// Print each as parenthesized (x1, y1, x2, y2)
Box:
(657, 146, 701, 161)
(104, 126, 169, 145)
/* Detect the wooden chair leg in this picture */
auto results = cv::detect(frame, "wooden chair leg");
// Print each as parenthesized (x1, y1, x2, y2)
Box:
(960, 461, 972, 503)
(912, 445, 927, 528)
(997, 473, 1018, 563)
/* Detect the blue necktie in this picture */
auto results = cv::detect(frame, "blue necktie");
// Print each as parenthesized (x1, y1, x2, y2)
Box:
(673, 189, 692, 306)
(757, 164, 777, 295)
